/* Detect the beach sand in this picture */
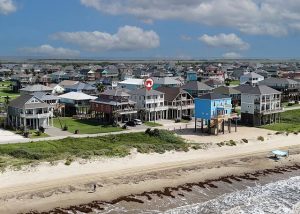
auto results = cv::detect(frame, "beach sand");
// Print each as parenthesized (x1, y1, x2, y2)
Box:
(0, 133, 299, 213)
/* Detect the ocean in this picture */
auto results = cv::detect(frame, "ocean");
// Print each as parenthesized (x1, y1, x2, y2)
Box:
(98, 170, 300, 214)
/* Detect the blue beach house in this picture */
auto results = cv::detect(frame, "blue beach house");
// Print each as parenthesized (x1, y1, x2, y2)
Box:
(195, 93, 232, 120)
(194, 93, 237, 135)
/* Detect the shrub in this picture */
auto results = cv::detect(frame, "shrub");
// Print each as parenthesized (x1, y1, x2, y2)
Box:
(175, 118, 181, 123)
(62, 125, 68, 131)
(293, 132, 298, 135)
(35, 130, 41, 136)
(275, 131, 283, 135)
(65, 157, 73, 165)
(287, 103, 294, 106)
(241, 138, 248, 143)
(145, 128, 152, 135)
(257, 136, 264, 141)
(38, 126, 45, 133)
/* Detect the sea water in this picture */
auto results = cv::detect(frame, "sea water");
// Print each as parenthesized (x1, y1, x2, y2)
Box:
(165, 176, 300, 214)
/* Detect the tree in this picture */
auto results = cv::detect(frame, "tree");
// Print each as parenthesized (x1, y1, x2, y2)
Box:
(112, 110, 120, 125)
(138, 109, 146, 122)
(96, 83, 105, 93)
(225, 78, 232, 86)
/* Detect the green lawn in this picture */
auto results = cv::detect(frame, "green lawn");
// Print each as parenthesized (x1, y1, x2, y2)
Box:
(260, 109, 300, 132)
(0, 130, 196, 170)
(230, 80, 240, 86)
(0, 81, 19, 103)
(53, 117, 123, 134)
(144, 121, 163, 127)
(282, 102, 300, 108)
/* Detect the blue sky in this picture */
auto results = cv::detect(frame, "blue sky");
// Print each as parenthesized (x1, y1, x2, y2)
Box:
(1, 0, 300, 59)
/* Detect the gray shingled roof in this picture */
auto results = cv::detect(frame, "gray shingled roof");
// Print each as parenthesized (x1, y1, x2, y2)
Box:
(9, 94, 50, 109)
(241, 72, 264, 78)
(101, 89, 130, 97)
(128, 88, 164, 96)
(259, 78, 299, 86)
(198, 92, 231, 100)
(20, 84, 53, 92)
(182, 81, 213, 91)
(156, 87, 190, 102)
(214, 86, 241, 95)
(244, 85, 281, 95)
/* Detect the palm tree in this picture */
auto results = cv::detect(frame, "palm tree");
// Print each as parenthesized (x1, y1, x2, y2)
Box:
(138, 109, 146, 122)
(96, 83, 105, 93)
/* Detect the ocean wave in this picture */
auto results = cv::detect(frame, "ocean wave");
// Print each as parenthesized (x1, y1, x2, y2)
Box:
(165, 176, 300, 214)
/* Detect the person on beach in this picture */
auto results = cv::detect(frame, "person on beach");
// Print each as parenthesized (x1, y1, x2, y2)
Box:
(93, 184, 97, 192)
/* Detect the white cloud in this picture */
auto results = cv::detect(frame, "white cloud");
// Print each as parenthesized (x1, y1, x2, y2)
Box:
(199, 33, 250, 50)
(222, 52, 242, 59)
(80, 0, 300, 36)
(180, 35, 192, 41)
(0, 0, 16, 15)
(51, 25, 160, 52)
(20, 44, 80, 58)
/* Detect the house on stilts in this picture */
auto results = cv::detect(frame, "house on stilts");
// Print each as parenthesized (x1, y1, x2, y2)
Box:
(194, 93, 238, 135)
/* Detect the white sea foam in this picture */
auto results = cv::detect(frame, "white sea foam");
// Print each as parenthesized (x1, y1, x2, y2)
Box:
(165, 176, 300, 214)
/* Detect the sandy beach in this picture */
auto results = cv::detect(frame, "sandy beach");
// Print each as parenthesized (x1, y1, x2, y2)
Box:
(0, 132, 299, 213)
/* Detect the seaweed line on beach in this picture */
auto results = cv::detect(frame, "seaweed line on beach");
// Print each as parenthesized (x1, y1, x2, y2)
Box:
(23, 164, 300, 214)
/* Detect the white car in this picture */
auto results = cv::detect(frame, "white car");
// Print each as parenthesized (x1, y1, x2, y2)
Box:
(133, 119, 142, 125)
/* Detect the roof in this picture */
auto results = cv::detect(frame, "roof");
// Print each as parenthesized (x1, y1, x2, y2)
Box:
(58, 80, 79, 87)
(259, 78, 299, 86)
(151, 77, 180, 85)
(198, 92, 231, 100)
(128, 88, 164, 96)
(156, 87, 189, 101)
(66, 82, 96, 91)
(214, 86, 241, 95)
(31, 92, 59, 101)
(244, 85, 281, 95)
(20, 84, 53, 92)
(101, 89, 131, 97)
(241, 72, 264, 79)
(203, 79, 224, 86)
(58, 92, 97, 101)
(119, 78, 144, 85)
(9, 94, 50, 109)
(234, 84, 254, 93)
(182, 81, 213, 91)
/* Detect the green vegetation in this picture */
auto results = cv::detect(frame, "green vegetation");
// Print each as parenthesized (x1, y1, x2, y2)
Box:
(260, 109, 300, 132)
(230, 80, 240, 86)
(0, 81, 19, 104)
(282, 102, 300, 108)
(144, 121, 163, 127)
(0, 130, 193, 170)
(53, 117, 123, 134)
(257, 136, 265, 141)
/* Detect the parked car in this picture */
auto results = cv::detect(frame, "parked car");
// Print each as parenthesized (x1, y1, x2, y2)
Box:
(133, 119, 142, 125)
(182, 115, 192, 121)
(126, 120, 136, 127)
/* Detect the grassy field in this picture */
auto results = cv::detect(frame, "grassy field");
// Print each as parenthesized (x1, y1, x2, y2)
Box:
(260, 109, 300, 132)
(0, 81, 19, 103)
(282, 102, 300, 108)
(53, 117, 123, 134)
(230, 80, 240, 86)
(144, 121, 163, 127)
(0, 130, 198, 170)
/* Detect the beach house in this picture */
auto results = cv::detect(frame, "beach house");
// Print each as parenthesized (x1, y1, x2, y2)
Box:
(240, 85, 283, 126)
(240, 72, 264, 86)
(194, 93, 238, 135)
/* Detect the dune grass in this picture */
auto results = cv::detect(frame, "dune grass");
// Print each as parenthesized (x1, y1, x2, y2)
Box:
(0, 130, 197, 171)
(260, 109, 300, 132)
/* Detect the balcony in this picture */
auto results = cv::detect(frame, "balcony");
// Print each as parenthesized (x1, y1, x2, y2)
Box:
(114, 108, 137, 115)
(254, 108, 283, 115)
(20, 112, 51, 119)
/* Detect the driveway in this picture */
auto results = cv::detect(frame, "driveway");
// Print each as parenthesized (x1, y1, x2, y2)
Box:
(0, 129, 24, 143)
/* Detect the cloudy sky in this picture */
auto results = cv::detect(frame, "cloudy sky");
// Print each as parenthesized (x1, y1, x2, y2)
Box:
(1, 0, 300, 59)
